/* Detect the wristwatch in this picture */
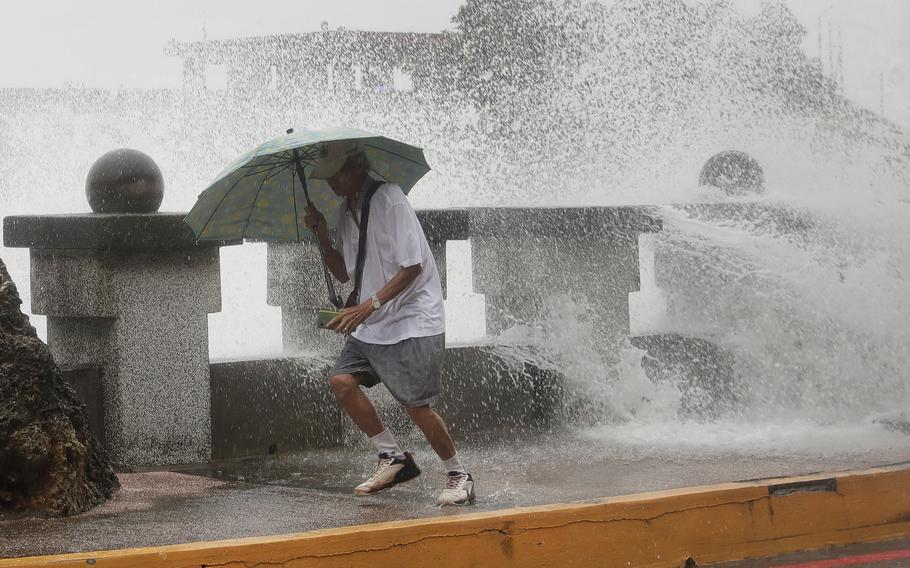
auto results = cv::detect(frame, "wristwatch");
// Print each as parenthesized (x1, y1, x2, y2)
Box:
(370, 294, 382, 310)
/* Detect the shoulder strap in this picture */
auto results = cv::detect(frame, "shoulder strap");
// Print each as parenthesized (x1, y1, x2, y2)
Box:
(348, 180, 385, 307)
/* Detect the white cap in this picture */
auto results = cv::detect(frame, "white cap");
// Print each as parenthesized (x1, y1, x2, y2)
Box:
(308, 139, 366, 179)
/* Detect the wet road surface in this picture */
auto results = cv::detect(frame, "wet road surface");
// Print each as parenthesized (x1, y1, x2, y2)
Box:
(2, 431, 908, 559)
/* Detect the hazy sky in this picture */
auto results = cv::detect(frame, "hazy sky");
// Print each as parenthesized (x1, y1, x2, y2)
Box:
(1, 0, 908, 125)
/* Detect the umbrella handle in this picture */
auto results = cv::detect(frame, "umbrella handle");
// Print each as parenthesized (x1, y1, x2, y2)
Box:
(293, 148, 343, 309)
(313, 223, 344, 309)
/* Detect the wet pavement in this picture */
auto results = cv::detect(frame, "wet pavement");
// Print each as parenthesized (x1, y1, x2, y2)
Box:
(2, 430, 909, 559)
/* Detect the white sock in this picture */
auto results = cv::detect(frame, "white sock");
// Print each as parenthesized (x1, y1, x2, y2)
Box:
(369, 429, 404, 459)
(443, 453, 466, 475)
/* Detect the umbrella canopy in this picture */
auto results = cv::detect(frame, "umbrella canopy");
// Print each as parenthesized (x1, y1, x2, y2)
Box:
(185, 127, 430, 242)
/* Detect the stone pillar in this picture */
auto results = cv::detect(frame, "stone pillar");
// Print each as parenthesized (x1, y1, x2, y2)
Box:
(470, 207, 661, 360)
(418, 209, 469, 300)
(3, 214, 237, 467)
(267, 209, 468, 354)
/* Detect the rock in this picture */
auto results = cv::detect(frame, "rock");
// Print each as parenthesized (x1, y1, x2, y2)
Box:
(0, 258, 119, 516)
(0, 260, 36, 339)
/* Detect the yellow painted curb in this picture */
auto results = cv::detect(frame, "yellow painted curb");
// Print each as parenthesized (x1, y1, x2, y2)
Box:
(3, 464, 909, 568)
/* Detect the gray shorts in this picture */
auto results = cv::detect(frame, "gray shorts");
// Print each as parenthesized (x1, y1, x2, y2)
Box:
(331, 334, 445, 407)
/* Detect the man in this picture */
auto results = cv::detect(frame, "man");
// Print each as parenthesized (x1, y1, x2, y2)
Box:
(304, 140, 475, 506)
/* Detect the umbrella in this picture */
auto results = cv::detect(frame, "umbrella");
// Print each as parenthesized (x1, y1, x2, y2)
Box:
(184, 127, 431, 306)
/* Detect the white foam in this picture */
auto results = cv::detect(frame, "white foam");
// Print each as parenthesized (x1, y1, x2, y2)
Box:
(581, 419, 909, 459)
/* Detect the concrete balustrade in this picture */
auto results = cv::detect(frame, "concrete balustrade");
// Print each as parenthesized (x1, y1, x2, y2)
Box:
(3, 205, 663, 464)
(3, 213, 238, 467)
(268, 207, 661, 358)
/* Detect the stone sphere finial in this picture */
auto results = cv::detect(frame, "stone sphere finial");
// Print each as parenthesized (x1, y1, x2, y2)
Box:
(699, 150, 765, 195)
(86, 148, 164, 213)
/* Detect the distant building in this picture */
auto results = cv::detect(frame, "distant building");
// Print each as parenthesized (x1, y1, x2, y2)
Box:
(164, 29, 456, 95)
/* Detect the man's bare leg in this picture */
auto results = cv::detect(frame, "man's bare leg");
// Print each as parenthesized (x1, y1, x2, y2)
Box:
(332, 374, 420, 495)
(330, 374, 383, 437)
(408, 405, 474, 505)
(405, 405, 457, 461)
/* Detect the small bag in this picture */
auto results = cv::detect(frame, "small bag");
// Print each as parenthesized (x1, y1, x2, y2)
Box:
(316, 309, 342, 329)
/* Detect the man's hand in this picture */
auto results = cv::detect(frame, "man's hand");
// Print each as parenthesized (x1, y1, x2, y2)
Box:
(304, 204, 327, 236)
(326, 301, 374, 335)
(304, 204, 348, 283)
(326, 265, 421, 335)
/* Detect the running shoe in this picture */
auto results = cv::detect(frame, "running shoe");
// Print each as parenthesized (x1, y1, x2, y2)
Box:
(354, 452, 421, 495)
(436, 471, 475, 506)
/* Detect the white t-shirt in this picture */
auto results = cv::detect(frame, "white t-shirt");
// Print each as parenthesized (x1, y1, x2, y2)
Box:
(334, 181, 445, 345)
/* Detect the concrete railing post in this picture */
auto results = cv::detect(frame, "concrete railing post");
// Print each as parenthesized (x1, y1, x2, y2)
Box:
(648, 204, 812, 335)
(470, 207, 661, 361)
(3, 214, 237, 467)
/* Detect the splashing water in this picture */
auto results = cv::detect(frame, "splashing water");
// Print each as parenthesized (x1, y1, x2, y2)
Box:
(1, 0, 909, 458)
